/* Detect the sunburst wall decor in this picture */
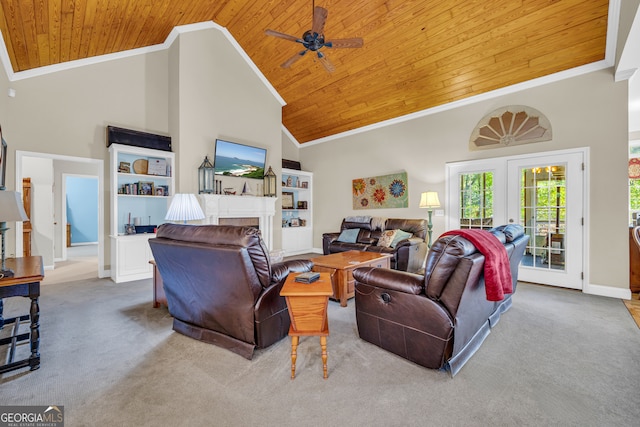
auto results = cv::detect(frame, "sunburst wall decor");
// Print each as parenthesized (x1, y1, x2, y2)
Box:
(470, 105, 552, 150)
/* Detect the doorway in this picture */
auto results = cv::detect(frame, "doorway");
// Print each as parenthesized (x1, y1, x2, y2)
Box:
(15, 151, 106, 278)
(446, 148, 586, 289)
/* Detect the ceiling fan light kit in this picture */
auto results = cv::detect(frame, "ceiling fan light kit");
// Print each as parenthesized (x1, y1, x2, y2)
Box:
(265, 5, 363, 73)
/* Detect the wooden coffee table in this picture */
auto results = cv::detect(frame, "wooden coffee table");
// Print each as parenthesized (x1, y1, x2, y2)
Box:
(312, 250, 391, 307)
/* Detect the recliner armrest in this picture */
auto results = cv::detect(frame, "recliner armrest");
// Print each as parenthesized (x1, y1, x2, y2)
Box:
(322, 232, 341, 254)
(271, 259, 314, 283)
(353, 267, 424, 295)
(394, 236, 424, 248)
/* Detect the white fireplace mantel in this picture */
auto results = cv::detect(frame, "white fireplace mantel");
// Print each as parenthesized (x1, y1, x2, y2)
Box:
(198, 194, 277, 249)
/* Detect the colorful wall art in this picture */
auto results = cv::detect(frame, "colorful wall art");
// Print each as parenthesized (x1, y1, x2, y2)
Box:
(352, 172, 408, 210)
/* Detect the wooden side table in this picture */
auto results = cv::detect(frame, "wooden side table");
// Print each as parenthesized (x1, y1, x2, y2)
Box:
(280, 272, 333, 379)
(149, 260, 167, 308)
(0, 256, 44, 373)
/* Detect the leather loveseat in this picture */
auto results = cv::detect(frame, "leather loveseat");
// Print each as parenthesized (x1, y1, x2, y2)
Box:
(149, 223, 313, 359)
(352, 225, 528, 376)
(322, 217, 428, 273)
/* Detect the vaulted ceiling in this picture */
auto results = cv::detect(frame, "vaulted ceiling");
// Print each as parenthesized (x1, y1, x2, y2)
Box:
(0, 0, 611, 144)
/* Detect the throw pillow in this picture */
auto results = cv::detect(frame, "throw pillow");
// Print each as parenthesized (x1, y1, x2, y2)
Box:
(377, 229, 398, 247)
(337, 228, 360, 243)
(390, 230, 413, 248)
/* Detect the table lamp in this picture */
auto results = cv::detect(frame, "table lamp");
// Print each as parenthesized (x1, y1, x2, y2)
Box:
(419, 191, 441, 248)
(0, 191, 30, 278)
(165, 193, 205, 224)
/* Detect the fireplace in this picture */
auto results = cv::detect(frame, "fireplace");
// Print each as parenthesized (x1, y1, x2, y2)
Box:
(198, 195, 277, 249)
(219, 217, 260, 227)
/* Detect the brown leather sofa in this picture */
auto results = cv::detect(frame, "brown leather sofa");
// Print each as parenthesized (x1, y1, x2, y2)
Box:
(322, 217, 428, 273)
(353, 224, 528, 376)
(148, 223, 313, 359)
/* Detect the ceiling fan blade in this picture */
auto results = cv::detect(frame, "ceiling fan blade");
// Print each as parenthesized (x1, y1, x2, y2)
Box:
(312, 6, 328, 35)
(265, 29, 300, 42)
(325, 38, 364, 48)
(317, 52, 335, 73)
(281, 50, 307, 68)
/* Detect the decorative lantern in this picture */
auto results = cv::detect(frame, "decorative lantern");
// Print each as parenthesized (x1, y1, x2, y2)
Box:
(198, 156, 215, 194)
(263, 166, 277, 197)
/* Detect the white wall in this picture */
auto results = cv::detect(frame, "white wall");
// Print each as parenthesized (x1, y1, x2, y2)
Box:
(169, 27, 284, 245)
(300, 68, 629, 294)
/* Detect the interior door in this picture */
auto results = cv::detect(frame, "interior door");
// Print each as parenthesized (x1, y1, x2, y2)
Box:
(447, 149, 585, 290)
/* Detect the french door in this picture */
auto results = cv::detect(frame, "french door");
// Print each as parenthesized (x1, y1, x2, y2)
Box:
(446, 149, 585, 289)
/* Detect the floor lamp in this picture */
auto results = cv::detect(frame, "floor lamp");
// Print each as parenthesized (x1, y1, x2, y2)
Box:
(419, 191, 440, 249)
(165, 194, 205, 224)
(0, 191, 30, 278)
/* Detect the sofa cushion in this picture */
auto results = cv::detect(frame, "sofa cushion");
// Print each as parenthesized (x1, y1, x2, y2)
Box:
(337, 228, 360, 243)
(391, 230, 413, 248)
(377, 229, 398, 247)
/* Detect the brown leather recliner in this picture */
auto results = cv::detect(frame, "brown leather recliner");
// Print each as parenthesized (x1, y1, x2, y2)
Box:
(149, 223, 313, 359)
(353, 225, 528, 376)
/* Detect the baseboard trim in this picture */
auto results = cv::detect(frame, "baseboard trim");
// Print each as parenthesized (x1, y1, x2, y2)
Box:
(584, 283, 632, 300)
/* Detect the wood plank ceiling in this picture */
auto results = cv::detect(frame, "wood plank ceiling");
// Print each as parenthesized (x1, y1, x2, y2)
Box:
(0, 0, 610, 144)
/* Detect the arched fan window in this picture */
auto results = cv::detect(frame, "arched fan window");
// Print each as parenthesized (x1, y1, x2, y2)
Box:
(470, 105, 552, 150)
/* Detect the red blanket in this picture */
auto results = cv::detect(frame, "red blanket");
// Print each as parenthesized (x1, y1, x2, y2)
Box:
(441, 229, 512, 302)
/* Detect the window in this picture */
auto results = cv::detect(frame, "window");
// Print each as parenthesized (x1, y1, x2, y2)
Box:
(459, 172, 493, 229)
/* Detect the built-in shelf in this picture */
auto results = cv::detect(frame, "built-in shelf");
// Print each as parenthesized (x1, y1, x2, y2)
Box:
(281, 168, 313, 255)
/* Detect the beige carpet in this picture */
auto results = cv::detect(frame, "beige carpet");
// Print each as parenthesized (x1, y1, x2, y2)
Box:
(42, 245, 99, 286)
(1, 275, 639, 426)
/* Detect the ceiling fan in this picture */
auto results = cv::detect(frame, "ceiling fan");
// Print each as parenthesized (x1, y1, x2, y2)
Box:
(265, 4, 364, 73)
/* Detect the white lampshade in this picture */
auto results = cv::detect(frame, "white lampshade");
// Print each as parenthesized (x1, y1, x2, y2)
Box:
(165, 194, 205, 223)
(0, 191, 29, 222)
(419, 191, 441, 209)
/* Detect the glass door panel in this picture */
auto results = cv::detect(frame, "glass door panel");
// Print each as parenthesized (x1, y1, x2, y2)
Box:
(519, 165, 566, 271)
(459, 172, 494, 230)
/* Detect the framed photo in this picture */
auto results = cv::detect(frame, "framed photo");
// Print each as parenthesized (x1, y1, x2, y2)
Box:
(290, 218, 300, 227)
(282, 192, 294, 209)
(147, 157, 167, 176)
(139, 181, 154, 196)
(297, 200, 307, 209)
(155, 186, 165, 196)
(301, 181, 308, 188)
(0, 128, 6, 190)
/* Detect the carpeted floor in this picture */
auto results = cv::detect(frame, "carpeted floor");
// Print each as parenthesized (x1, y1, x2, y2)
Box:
(1, 276, 639, 426)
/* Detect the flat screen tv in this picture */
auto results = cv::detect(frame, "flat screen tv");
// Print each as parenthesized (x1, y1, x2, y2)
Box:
(213, 139, 267, 179)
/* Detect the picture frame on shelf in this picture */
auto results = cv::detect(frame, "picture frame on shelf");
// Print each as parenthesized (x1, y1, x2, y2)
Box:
(155, 187, 165, 196)
(147, 157, 167, 176)
(297, 201, 307, 209)
(282, 192, 294, 209)
(301, 181, 308, 188)
(290, 218, 300, 227)
(139, 181, 154, 195)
